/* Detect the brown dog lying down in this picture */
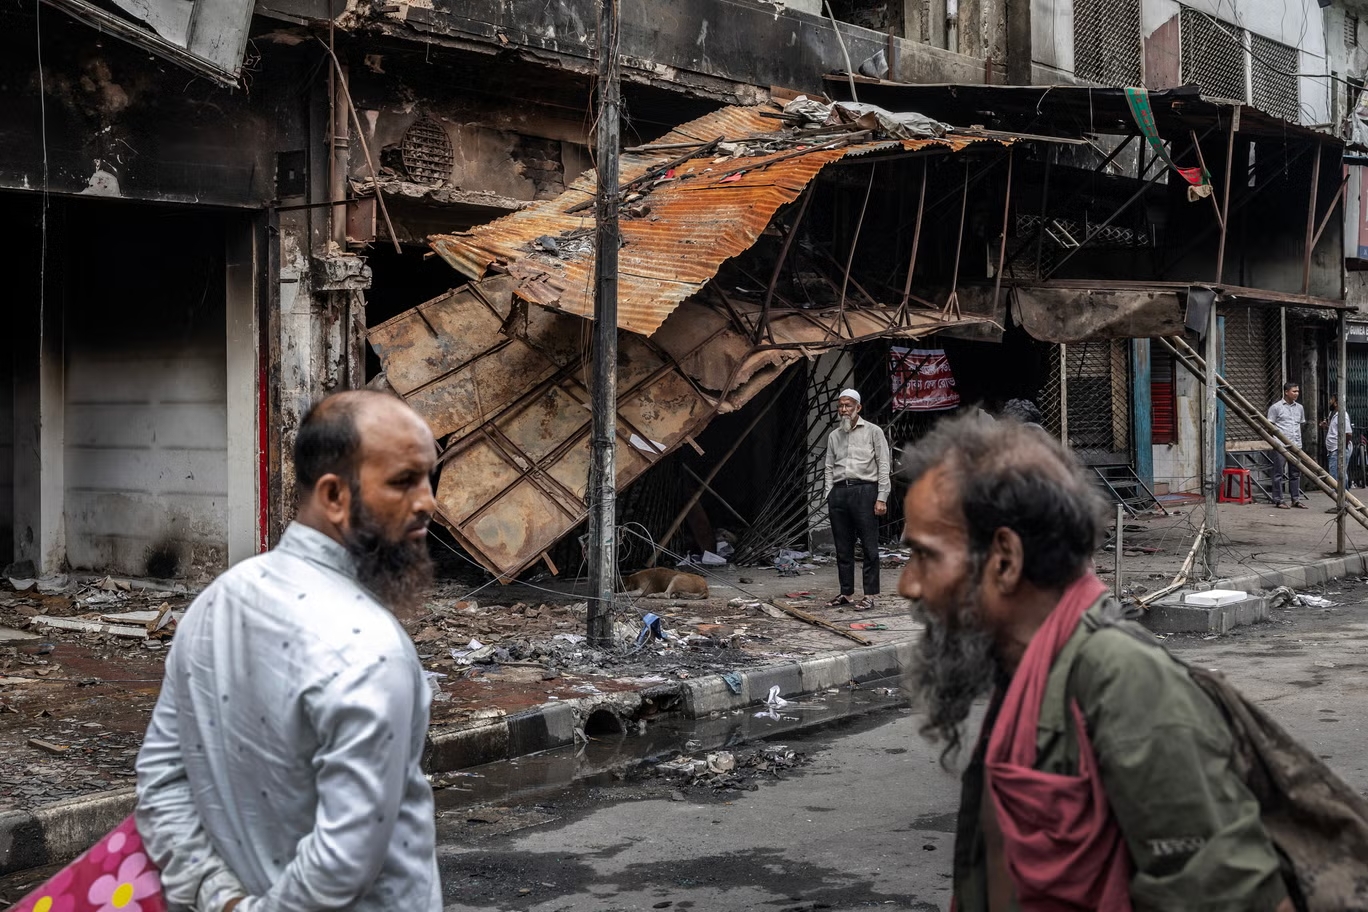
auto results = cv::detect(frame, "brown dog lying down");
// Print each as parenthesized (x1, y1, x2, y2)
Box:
(621, 568, 709, 599)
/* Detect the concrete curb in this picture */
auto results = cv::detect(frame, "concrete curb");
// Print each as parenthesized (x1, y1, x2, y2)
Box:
(1205, 551, 1367, 594)
(0, 641, 917, 876)
(0, 788, 135, 874)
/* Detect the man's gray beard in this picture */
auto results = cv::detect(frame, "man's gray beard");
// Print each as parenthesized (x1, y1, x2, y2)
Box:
(906, 572, 999, 767)
(840, 415, 855, 432)
(343, 498, 434, 617)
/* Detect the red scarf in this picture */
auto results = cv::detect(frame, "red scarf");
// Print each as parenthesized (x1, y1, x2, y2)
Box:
(984, 572, 1133, 911)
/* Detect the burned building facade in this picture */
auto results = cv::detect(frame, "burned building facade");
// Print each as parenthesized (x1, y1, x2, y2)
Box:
(0, 0, 1357, 579)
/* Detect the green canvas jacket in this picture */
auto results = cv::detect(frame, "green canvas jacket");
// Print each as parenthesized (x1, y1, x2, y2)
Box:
(951, 597, 1290, 912)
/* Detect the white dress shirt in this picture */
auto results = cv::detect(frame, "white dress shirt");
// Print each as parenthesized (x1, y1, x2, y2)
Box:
(136, 522, 440, 912)
(1267, 399, 1305, 448)
(1326, 411, 1353, 453)
(823, 418, 892, 502)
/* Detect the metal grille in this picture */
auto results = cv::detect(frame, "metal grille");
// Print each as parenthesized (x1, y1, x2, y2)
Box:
(1073, 0, 1142, 86)
(1181, 7, 1248, 103)
(1329, 342, 1368, 482)
(1220, 305, 1282, 443)
(1039, 340, 1132, 463)
(1006, 210, 1151, 281)
(1250, 34, 1301, 122)
(401, 117, 454, 185)
(1348, 13, 1359, 49)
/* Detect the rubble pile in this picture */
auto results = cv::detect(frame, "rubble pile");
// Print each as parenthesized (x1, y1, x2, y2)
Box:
(645, 744, 809, 795)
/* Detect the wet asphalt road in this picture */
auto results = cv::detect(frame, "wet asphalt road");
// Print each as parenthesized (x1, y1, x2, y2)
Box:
(435, 584, 1368, 912)
(436, 708, 959, 912)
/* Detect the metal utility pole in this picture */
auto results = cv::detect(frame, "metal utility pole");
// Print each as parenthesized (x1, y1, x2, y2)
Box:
(1338, 311, 1349, 554)
(586, 0, 621, 647)
(1204, 107, 1238, 576)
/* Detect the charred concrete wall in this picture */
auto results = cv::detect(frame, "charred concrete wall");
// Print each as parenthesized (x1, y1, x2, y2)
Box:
(59, 204, 230, 578)
(385, 0, 999, 98)
(0, 6, 318, 207)
(0, 321, 12, 566)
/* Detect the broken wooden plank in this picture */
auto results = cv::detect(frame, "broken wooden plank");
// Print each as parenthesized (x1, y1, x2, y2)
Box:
(32, 616, 148, 638)
(28, 738, 68, 755)
(100, 610, 162, 624)
(770, 599, 872, 646)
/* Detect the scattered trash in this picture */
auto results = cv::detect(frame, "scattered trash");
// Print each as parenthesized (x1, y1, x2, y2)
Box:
(635, 613, 669, 648)
(722, 672, 743, 695)
(1269, 587, 1336, 609)
(422, 670, 450, 702)
(706, 751, 736, 774)
(849, 622, 888, 631)
(1315, 661, 1338, 669)
(755, 684, 790, 720)
(451, 638, 496, 665)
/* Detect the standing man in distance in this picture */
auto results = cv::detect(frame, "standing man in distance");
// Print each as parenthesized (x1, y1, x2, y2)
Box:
(136, 390, 443, 912)
(1320, 392, 1353, 492)
(1268, 380, 1307, 509)
(823, 388, 891, 611)
(897, 414, 1293, 911)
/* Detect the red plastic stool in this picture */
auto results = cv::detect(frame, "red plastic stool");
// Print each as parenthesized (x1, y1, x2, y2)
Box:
(1219, 467, 1253, 504)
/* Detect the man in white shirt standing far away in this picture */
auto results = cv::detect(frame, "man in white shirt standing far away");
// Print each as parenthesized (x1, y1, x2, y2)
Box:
(136, 390, 443, 912)
(823, 388, 892, 611)
(1322, 392, 1354, 493)
(1267, 380, 1308, 509)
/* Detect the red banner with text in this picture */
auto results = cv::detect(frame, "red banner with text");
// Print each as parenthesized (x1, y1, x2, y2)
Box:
(890, 347, 961, 412)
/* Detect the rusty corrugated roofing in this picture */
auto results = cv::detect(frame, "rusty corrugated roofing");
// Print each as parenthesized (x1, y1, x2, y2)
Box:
(430, 104, 991, 337)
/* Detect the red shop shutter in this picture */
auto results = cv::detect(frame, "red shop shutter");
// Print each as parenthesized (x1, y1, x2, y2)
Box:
(1151, 349, 1177, 445)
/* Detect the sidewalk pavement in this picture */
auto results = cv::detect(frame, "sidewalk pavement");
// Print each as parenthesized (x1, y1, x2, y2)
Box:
(3, 489, 1366, 873)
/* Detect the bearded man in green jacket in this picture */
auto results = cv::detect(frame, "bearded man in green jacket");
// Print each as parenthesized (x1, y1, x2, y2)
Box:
(898, 413, 1295, 912)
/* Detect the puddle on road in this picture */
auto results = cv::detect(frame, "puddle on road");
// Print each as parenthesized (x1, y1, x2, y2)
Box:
(432, 678, 908, 811)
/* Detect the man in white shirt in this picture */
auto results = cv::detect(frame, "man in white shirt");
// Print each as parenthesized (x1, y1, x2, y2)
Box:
(1322, 394, 1354, 489)
(136, 390, 442, 912)
(1267, 381, 1307, 509)
(823, 388, 891, 610)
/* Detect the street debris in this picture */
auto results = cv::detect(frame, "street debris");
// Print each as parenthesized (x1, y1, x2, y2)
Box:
(645, 743, 808, 793)
(1269, 587, 1337, 609)
(27, 738, 68, 755)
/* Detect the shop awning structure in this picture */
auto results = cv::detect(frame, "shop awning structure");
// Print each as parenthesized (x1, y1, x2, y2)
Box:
(429, 103, 995, 337)
(370, 277, 986, 579)
(366, 102, 1012, 579)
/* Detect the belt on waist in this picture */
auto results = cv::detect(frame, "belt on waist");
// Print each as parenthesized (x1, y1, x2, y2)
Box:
(834, 479, 876, 486)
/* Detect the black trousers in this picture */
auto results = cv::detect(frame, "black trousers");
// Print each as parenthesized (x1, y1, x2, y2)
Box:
(829, 482, 880, 596)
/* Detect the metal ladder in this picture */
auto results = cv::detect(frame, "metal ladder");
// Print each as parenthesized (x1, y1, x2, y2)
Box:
(1158, 336, 1368, 534)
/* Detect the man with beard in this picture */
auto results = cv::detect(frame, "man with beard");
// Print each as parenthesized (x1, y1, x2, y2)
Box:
(136, 390, 441, 912)
(823, 388, 891, 610)
(899, 413, 1292, 912)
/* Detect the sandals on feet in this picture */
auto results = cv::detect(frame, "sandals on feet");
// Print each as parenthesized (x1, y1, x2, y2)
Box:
(1276, 502, 1291, 509)
(854, 596, 876, 611)
(827, 594, 853, 607)
(1292, 501, 1309, 509)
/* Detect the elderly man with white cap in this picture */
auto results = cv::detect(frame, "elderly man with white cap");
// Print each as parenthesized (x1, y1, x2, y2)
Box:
(822, 388, 891, 610)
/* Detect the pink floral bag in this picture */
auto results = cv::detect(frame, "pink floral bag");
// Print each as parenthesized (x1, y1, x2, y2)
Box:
(10, 816, 165, 912)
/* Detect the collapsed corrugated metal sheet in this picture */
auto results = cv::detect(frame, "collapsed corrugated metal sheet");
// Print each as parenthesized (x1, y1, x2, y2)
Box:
(429, 104, 988, 337)
(369, 278, 987, 580)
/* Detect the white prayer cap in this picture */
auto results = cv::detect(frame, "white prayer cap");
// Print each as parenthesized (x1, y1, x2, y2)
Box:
(838, 388, 862, 404)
